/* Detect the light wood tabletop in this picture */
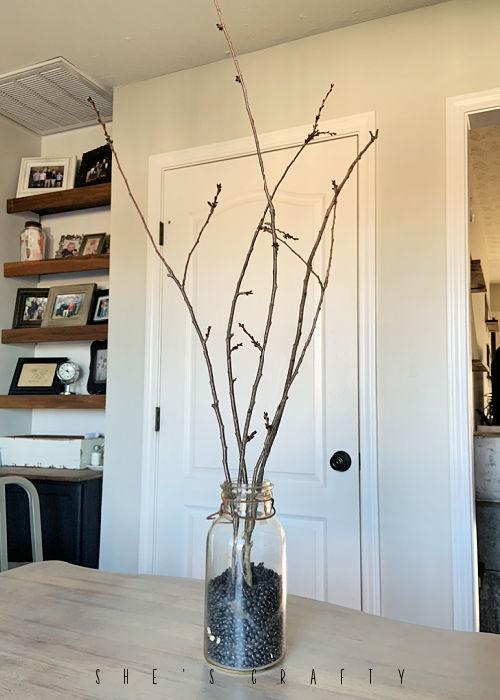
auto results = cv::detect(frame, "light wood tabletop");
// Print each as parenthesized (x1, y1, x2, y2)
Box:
(0, 561, 498, 699)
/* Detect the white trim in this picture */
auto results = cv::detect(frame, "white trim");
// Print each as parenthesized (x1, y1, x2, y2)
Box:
(139, 114, 380, 614)
(446, 87, 500, 631)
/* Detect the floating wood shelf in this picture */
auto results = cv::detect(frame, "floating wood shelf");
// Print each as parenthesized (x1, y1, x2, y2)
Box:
(2, 325, 107, 344)
(0, 394, 105, 410)
(6, 182, 111, 216)
(4, 253, 109, 278)
(472, 359, 488, 373)
(471, 259, 487, 293)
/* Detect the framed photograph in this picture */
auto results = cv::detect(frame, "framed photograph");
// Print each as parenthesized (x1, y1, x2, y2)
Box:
(9, 357, 68, 395)
(16, 156, 77, 198)
(101, 234, 110, 254)
(88, 289, 109, 324)
(78, 233, 106, 257)
(54, 233, 84, 259)
(12, 288, 49, 329)
(87, 340, 107, 394)
(75, 145, 112, 188)
(41, 283, 96, 328)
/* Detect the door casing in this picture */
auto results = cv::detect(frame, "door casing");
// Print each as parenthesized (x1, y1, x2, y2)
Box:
(446, 87, 500, 632)
(140, 112, 380, 614)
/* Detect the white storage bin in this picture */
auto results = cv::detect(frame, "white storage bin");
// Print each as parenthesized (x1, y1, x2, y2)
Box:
(0, 435, 104, 470)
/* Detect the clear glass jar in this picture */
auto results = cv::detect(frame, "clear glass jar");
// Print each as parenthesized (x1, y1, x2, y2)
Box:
(20, 221, 45, 261)
(204, 480, 286, 673)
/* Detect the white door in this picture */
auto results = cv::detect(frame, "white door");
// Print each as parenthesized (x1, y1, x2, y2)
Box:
(148, 124, 363, 609)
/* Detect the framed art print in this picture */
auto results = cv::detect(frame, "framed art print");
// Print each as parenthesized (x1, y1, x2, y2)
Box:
(9, 357, 68, 395)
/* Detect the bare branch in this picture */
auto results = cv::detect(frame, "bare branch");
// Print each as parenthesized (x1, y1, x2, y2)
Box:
(182, 183, 222, 287)
(238, 322, 262, 351)
(253, 129, 379, 485)
(88, 96, 232, 485)
(261, 224, 323, 289)
(205, 326, 212, 342)
(246, 430, 257, 443)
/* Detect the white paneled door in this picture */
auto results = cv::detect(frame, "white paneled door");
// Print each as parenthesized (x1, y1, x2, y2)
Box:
(147, 123, 366, 609)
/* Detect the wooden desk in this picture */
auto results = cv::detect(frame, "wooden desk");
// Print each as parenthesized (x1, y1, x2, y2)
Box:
(0, 562, 499, 699)
(0, 468, 102, 568)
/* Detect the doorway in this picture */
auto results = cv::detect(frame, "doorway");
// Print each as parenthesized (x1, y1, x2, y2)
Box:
(446, 88, 500, 632)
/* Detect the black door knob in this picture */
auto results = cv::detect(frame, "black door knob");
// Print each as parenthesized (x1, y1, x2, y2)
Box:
(330, 450, 352, 472)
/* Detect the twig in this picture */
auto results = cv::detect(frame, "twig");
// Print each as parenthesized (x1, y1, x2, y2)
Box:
(238, 322, 262, 351)
(182, 184, 222, 287)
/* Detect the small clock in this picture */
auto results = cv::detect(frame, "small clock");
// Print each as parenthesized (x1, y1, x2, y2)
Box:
(56, 361, 81, 395)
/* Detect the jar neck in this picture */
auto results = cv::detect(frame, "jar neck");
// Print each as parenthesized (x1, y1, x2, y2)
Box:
(219, 481, 274, 519)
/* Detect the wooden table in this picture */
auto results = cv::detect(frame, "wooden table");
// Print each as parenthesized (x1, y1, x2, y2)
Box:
(0, 562, 498, 699)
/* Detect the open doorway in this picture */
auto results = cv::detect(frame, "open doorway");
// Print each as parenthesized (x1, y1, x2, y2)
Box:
(446, 88, 500, 633)
(468, 109, 500, 634)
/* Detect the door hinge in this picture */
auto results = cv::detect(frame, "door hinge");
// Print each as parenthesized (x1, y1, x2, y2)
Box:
(159, 221, 164, 246)
(155, 406, 161, 432)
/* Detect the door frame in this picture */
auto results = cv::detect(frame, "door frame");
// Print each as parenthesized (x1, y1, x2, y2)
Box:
(139, 112, 380, 615)
(446, 87, 500, 631)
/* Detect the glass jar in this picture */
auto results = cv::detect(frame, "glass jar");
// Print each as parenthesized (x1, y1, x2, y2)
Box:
(204, 480, 286, 673)
(20, 221, 45, 261)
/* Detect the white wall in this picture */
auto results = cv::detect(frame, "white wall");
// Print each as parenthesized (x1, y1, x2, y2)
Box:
(101, 0, 500, 629)
(0, 115, 40, 436)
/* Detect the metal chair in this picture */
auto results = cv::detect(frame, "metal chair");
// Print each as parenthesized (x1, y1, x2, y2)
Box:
(0, 476, 43, 572)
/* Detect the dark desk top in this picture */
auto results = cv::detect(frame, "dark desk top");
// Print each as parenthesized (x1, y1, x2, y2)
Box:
(0, 466, 102, 482)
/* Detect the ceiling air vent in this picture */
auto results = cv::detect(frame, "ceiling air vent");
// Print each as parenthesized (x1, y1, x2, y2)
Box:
(0, 57, 112, 135)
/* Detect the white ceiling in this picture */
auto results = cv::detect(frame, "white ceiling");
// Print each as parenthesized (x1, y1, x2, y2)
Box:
(469, 121, 500, 286)
(0, 0, 450, 90)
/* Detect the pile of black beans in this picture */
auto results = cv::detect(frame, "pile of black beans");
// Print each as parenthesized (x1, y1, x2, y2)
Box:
(205, 561, 284, 669)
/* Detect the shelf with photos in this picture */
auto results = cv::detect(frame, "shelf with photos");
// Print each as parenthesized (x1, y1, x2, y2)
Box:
(7, 147, 112, 215)
(1, 148, 111, 411)
(2, 282, 109, 344)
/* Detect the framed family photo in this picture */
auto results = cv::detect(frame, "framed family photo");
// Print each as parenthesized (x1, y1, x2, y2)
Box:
(16, 156, 77, 197)
(41, 283, 96, 328)
(79, 233, 106, 256)
(12, 288, 49, 328)
(54, 233, 83, 258)
(75, 145, 111, 188)
(9, 357, 68, 395)
(87, 340, 107, 394)
(88, 288, 109, 324)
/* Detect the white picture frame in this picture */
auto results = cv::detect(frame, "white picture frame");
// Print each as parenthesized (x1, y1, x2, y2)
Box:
(16, 156, 77, 197)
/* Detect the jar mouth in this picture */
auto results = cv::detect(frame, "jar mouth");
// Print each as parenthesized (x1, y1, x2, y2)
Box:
(220, 480, 274, 500)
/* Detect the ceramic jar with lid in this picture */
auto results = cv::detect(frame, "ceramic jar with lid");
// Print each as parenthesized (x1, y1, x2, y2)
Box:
(20, 220, 45, 261)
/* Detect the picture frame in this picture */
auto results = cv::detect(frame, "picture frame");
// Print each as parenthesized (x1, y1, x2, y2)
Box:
(16, 156, 77, 198)
(12, 288, 49, 329)
(41, 283, 96, 328)
(101, 234, 110, 254)
(87, 340, 107, 394)
(8, 357, 68, 395)
(54, 233, 84, 259)
(88, 288, 109, 325)
(78, 233, 106, 257)
(75, 145, 112, 188)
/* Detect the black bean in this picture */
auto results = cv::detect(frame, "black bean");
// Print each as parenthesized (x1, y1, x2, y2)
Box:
(205, 562, 284, 669)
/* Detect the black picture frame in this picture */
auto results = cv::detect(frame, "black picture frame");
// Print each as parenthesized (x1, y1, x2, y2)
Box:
(9, 357, 68, 395)
(78, 232, 106, 257)
(101, 234, 110, 254)
(87, 340, 107, 394)
(75, 145, 112, 188)
(88, 289, 109, 325)
(12, 288, 49, 328)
